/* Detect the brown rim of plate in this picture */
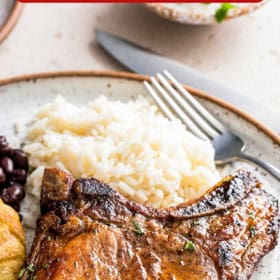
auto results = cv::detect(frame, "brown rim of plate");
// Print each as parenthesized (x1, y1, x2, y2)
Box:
(0, 1, 23, 44)
(0, 70, 279, 145)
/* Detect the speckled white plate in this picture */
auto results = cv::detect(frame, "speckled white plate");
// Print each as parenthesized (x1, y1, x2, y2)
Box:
(146, 2, 265, 25)
(0, 71, 279, 280)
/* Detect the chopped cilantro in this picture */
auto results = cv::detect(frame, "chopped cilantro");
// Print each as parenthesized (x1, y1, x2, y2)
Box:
(17, 268, 26, 278)
(132, 220, 145, 235)
(27, 264, 35, 273)
(249, 211, 255, 219)
(28, 166, 36, 174)
(272, 198, 278, 207)
(192, 220, 200, 226)
(249, 226, 256, 238)
(184, 240, 196, 251)
(215, 3, 235, 23)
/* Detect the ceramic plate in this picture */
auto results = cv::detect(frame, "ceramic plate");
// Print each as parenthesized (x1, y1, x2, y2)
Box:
(0, 71, 279, 280)
(146, 2, 265, 25)
(0, 0, 22, 43)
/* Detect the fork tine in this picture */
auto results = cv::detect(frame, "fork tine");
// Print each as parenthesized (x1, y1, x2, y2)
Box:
(150, 77, 209, 141)
(157, 73, 219, 139)
(143, 81, 176, 121)
(163, 70, 225, 133)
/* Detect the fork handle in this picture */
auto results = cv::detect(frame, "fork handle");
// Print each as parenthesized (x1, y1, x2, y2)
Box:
(238, 151, 280, 182)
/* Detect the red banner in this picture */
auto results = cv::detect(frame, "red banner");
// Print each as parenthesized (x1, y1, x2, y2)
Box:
(19, 1, 263, 3)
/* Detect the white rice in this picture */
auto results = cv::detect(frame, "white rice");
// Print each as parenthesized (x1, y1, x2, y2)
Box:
(22, 95, 220, 227)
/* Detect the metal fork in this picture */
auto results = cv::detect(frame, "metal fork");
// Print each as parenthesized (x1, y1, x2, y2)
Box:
(144, 70, 280, 182)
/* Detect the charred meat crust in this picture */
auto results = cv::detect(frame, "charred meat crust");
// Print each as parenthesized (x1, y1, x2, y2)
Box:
(21, 169, 279, 280)
(41, 169, 259, 219)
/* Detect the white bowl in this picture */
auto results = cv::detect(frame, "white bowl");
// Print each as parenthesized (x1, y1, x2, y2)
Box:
(146, 2, 265, 25)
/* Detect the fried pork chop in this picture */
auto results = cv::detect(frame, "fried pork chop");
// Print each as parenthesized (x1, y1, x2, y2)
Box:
(20, 169, 279, 280)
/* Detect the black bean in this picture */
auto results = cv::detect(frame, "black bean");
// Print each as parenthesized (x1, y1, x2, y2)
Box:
(0, 157, 14, 174)
(0, 183, 25, 204)
(10, 169, 27, 184)
(0, 167, 5, 184)
(0, 136, 11, 156)
(0, 146, 12, 156)
(11, 203, 20, 212)
(12, 149, 29, 171)
(0, 136, 8, 147)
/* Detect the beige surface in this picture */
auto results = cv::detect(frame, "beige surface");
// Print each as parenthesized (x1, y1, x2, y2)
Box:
(0, 0, 14, 26)
(0, 2, 279, 111)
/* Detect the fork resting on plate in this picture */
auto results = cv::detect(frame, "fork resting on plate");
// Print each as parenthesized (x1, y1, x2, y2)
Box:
(144, 70, 280, 182)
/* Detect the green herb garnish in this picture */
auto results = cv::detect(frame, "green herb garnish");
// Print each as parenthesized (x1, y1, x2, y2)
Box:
(43, 263, 49, 269)
(27, 264, 35, 273)
(184, 240, 196, 251)
(272, 198, 278, 207)
(249, 225, 256, 238)
(132, 220, 145, 235)
(215, 3, 235, 23)
(17, 268, 26, 278)
(192, 220, 200, 226)
(249, 211, 255, 219)
(28, 166, 36, 174)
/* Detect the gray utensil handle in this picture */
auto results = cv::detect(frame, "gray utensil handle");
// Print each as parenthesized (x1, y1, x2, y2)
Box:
(239, 152, 280, 182)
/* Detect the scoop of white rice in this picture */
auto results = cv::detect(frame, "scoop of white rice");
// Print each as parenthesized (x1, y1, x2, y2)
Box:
(23, 95, 219, 216)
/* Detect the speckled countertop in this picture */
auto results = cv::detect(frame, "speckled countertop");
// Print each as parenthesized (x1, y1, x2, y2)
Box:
(0, 1, 279, 112)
